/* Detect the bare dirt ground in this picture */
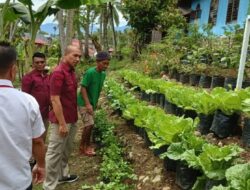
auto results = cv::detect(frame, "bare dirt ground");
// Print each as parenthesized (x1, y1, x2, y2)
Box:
(33, 123, 101, 190)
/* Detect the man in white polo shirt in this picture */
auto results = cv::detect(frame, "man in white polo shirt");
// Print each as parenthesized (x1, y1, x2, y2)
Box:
(0, 41, 46, 190)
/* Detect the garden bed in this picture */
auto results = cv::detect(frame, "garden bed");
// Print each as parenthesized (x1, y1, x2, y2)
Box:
(100, 96, 180, 190)
(111, 114, 179, 190)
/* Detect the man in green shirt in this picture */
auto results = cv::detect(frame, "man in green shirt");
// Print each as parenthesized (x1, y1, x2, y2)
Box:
(78, 51, 110, 156)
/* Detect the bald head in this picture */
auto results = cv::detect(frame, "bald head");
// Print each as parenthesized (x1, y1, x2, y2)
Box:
(63, 45, 82, 68)
(64, 45, 81, 56)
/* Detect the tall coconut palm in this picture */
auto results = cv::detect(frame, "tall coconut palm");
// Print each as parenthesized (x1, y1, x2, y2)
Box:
(102, 3, 109, 51)
(55, 0, 113, 54)
(97, 1, 121, 52)
(57, 9, 76, 55)
(108, 1, 121, 53)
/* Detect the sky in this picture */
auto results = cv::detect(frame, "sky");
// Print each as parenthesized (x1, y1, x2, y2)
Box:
(0, 0, 127, 26)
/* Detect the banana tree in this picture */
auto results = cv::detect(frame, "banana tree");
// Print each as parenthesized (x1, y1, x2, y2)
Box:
(0, 0, 21, 41)
(10, 0, 58, 72)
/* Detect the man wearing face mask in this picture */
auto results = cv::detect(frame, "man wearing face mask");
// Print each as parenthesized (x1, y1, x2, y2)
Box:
(0, 42, 46, 190)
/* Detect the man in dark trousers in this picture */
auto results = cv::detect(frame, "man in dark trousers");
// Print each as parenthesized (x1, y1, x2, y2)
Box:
(0, 41, 45, 190)
(78, 51, 110, 156)
(22, 52, 50, 141)
(43, 45, 81, 190)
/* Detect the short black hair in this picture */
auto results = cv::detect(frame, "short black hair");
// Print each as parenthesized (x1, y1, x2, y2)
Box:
(32, 52, 46, 60)
(96, 51, 110, 61)
(0, 41, 17, 74)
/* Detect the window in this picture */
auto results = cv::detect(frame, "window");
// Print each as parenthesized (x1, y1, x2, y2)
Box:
(209, 0, 219, 25)
(226, 0, 240, 23)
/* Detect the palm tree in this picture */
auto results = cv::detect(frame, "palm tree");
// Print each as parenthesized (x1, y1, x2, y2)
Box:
(108, 1, 121, 53)
(57, 9, 76, 55)
(102, 3, 109, 51)
(56, 0, 124, 55)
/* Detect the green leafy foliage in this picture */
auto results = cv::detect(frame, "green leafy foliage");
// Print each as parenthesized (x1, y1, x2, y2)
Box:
(120, 70, 249, 116)
(212, 163, 250, 190)
(192, 91, 217, 115)
(55, 0, 112, 9)
(225, 163, 250, 190)
(106, 74, 248, 190)
(83, 110, 136, 190)
(242, 98, 250, 117)
(197, 144, 243, 180)
(105, 79, 197, 146)
(162, 133, 207, 168)
(211, 88, 242, 115)
(11, 2, 30, 24)
(18, 0, 33, 6)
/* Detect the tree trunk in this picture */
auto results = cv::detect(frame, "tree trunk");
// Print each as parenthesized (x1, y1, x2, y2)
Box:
(76, 8, 84, 57)
(109, 2, 117, 53)
(57, 9, 66, 55)
(90, 35, 102, 52)
(99, 7, 103, 47)
(65, 9, 75, 47)
(84, 6, 91, 59)
(102, 3, 109, 51)
(25, 23, 39, 72)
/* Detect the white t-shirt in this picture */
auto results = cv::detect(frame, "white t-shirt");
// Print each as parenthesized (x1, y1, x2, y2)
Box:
(0, 79, 45, 190)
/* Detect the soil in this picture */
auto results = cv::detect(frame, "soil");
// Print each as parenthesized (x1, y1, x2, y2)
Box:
(33, 124, 101, 190)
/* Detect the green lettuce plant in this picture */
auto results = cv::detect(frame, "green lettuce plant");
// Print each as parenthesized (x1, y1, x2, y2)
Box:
(212, 163, 250, 190)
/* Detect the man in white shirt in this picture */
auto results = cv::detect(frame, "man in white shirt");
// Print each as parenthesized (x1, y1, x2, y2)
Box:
(0, 41, 46, 190)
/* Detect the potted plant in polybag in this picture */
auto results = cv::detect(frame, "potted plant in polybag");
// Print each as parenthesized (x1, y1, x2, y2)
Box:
(192, 144, 243, 190)
(210, 88, 241, 138)
(241, 98, 250, 147)
(192, 90, 217, 135)
(161, 133, 206, 190)
(212, 163, 250, 190)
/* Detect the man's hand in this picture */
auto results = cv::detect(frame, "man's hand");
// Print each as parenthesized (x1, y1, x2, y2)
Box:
(86, 104, 93, 115)
(59, 124, 68, 137)
(32, 164, 45, 184)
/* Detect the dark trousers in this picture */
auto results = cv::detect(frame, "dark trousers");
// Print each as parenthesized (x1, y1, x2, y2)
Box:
(26, 183, 32, 190)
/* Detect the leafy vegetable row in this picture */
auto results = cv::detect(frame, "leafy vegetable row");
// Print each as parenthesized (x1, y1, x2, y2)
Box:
(82, 110, 136, 190)
(119, 70, 250, 116)
(105, 79, 247, 190)
(105, 79, 195, 144)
